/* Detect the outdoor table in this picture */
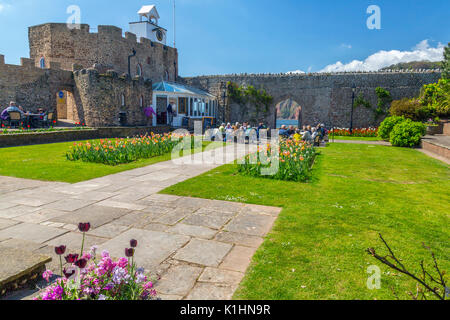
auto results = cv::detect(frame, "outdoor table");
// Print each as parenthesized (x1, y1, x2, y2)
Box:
(23, 113, 44, 128)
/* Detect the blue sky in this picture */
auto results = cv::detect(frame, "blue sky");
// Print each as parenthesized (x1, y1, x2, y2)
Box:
(0, 0, 448, 76)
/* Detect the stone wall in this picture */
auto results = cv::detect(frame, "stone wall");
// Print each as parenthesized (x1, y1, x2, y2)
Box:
(73, 68, 153, 127)
(29, 23, 178, 82)
(0, 54, 74, 113)
(183, 71, 442, 128)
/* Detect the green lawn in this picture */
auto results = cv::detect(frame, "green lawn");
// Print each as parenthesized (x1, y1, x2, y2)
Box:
(0, 140, 216, 183)
(162, 143, 450, 300)
(330, 136, 383, 141)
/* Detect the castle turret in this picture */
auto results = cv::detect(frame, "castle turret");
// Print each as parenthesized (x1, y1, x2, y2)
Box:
(129, 5, 167, 45)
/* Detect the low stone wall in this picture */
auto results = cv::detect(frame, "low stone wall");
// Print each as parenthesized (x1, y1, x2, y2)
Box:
(0, 126, 171, 148)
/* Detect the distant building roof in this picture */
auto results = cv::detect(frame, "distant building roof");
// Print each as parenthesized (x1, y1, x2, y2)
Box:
(153, 81, 216, 98)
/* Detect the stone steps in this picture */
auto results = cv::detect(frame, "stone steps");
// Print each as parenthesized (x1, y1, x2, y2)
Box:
(0, 246, 51, 298)
(421, 135, 450, 163)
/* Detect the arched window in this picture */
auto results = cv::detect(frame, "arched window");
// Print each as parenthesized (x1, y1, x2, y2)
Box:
(140, 96, 144, 107)
(164, 70, 169, 81)
(121, 94, 126, 107)
(136, 64, 142, 77)
(39, 57, 45, 69)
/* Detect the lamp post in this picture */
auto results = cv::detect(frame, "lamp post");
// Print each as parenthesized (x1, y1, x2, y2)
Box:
(222, 82, 227, 123)
(350, 84, 356, 133)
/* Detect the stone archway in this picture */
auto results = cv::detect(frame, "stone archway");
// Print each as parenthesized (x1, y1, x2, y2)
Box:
(275, 98, 302, 128)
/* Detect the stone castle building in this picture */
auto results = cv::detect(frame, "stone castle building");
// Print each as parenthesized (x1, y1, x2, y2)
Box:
(0, 5, 442, 128)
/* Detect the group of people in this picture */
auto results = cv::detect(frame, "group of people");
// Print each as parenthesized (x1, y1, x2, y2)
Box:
(1, 101, 48, 127)
(279, 124, 328, 145)
(217, 122, 268, 140)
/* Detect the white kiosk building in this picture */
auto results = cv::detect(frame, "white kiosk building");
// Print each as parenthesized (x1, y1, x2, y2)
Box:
(152, 81, 218, 127)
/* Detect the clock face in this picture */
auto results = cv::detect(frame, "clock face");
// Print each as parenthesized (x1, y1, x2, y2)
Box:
(156, 29, 164, 42)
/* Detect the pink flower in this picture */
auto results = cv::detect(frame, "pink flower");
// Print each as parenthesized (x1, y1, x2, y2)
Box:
(42, 270, 53, 282)
(118, 257, 128, 268)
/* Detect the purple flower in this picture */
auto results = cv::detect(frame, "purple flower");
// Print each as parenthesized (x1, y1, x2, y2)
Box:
(75, 258, 87, 269)
(78, 222, 91, 232)
(125, 248, 134, 257)
(65, 253, 79, 263)
(130, 239, 138, 248)
(63, 267, 76, 279)
(55, 245, 66, 255)
(112, 266, 130, 284)
(98, 294, 107, 300)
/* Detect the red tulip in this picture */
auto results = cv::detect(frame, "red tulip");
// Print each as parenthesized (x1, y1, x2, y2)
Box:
(75, 259, 87, 269)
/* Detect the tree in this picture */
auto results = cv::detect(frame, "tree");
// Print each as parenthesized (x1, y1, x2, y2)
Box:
(442, 42, 450, 80)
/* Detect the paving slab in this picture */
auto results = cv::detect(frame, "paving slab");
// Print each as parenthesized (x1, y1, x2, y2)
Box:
(12, 209, 68, 224)
(198, 267, 245, 285)
(183, 212, 233, 230)
(0, 205, 41, 219)
(214, 231, 264, 248)
(88, 223, 130, 239)
(155, 265, 203, 296)
(95, 200, 147, 211)
(43, 199, 96, 212)
(0, 223, 68, 244)
(225, 213, 277, 237)
(99, 229, 190, 270)
(173, 239, 232, 267)
(220, 246, 257, 273)
(167, 223, 217, 240)
(0, 219, 20, 231)
(185, 283, 237, 300)
(50, 205, 130, 228)
(45, 232, 108, 252)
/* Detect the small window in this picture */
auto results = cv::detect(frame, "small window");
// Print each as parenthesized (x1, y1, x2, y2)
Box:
(147, 57, 151, 65)
(39, 57, 45, 69)
(136, 64, 142, 77)
(164, 70, 169, 81)
(121, 94, 126, 107)
(140, 96, 144, 107)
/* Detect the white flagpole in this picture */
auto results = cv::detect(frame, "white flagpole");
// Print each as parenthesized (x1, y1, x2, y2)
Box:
(173, 0, 176, 48)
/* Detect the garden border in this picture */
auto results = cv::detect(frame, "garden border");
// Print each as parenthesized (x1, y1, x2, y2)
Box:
(0, 126, 172, 148)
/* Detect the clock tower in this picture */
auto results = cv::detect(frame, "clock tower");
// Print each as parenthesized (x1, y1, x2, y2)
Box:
(129, 5, 167, 45)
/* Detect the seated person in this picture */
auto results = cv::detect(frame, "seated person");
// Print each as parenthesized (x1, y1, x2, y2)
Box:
(1, 101, 24, 121)
(302, 130, 312, 143)
(279, 125, 290, 138)
(288, 125, 296, 136)
(293, 129, 302, 141)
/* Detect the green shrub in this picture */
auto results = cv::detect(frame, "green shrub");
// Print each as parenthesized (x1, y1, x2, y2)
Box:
(390, 119, 426, 147)
(378, 116, 406, 140)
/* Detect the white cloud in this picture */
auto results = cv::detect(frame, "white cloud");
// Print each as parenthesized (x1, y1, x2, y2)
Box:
(286, 70, 305, 74)
(0, 2, 11, 13)
(341, 43, 352, 49)
(319, 40, 444, 72)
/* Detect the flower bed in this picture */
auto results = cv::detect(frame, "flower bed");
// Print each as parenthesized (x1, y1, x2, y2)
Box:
(238, 139, 317, 182)
(66, 133, 180, 165)
(329, 128, 378, 137)
(35, 223, 157, 300)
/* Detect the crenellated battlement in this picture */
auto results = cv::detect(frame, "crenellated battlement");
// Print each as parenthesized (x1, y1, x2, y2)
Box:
(28, 23, 178, 82)
(187, 69, 442, 80)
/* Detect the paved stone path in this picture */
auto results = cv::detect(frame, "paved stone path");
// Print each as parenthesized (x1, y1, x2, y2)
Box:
(0, 144, 281, 300)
